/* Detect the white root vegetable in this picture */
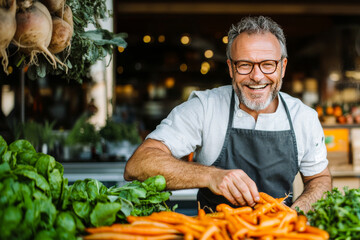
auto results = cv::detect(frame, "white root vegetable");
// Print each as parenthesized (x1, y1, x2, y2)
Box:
(48, 16, 73, 54)
(13, 1, 58, 68)
(40, 0, 65, 14)
(0, 0, 16, 75)
(55, 4, 73, 29)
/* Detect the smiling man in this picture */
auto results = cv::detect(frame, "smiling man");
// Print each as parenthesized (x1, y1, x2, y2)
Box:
(124, 16, 332, 213)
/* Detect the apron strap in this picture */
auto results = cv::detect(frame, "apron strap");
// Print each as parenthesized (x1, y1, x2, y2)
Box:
(279, 93, 299, 166)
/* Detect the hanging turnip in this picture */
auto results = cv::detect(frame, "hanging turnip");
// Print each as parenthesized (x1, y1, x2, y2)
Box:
(13, 1, 57, 68)
(0, 0, 17, 75)
(55, 4, 73, 29)
(48, 16, 73, 54)
(50, 4, 74, 55)
(40, 0, 65, 14)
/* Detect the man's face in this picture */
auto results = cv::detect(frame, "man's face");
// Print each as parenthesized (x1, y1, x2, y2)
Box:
(227, 32, 287, 113)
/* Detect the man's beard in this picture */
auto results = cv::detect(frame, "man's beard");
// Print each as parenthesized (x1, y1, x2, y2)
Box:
(233, 78, 282, 112)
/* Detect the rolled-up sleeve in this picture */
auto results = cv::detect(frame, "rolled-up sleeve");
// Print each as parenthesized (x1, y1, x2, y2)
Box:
(146, 96, 204, 159)
(299, 113, 329, 176)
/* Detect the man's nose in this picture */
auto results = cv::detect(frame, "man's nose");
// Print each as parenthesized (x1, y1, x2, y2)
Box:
(249, 63, 264, 82)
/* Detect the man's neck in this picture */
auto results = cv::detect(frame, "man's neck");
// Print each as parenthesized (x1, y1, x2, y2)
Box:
(239, 96, 279, 121)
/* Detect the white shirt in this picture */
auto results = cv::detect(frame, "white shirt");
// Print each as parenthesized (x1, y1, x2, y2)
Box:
(147, 85, 328, 177)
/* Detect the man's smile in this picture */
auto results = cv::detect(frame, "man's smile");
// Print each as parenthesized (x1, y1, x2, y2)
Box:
(247, 84, 269, 90)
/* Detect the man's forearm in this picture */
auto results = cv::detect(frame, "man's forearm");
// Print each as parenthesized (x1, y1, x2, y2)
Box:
(291, 168, 332, 213)
(124, 141, 216, 190)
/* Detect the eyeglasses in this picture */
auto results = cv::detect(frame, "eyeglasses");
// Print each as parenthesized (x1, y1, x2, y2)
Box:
(231, 58, 282, 75)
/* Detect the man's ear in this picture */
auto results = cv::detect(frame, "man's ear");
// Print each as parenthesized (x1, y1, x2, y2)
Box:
(227, 59, 234, 79)
(281, 58, 288, 79)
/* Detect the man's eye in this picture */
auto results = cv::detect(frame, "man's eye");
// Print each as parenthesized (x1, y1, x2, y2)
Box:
(262, 61, 276, 67)
(238, 63, 252, 68)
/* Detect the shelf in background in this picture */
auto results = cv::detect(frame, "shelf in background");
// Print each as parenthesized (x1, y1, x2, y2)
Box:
(330, 164, 360, 177)
(322, 124, 360, 129)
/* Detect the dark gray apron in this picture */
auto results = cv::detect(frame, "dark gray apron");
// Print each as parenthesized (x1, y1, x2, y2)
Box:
(197, 90, 299, 211)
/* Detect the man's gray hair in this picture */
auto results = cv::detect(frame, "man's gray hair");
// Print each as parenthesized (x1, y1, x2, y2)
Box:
(226, 16, 287, 60)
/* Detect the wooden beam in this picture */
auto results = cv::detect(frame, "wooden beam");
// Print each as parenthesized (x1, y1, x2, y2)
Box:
(116, 3, 360, 15)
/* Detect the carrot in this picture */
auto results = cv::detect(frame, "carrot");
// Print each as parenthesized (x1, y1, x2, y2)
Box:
(281, 232, 326, 240)
(174, 224, 201, 239)
(216, 204, 253, 215)
(239, 213, 257, 225)
(151, 211, 200, 225)
(220, 225, 231, 240)
(86, 224, 180, 235)
(206, 212, 225, 219)
(183, 222, 207, 233)
(130, 220, 173, 229)
(278, 212, 297, 229)
(294, 214, 307, 232)
(184, 233, 194, 240)
(86, 224, 125, 233)
(259, 215, 280, 228)
(232, 228, 248, 239)
(198, 208, 206, 220)
(246, 224, 292, 238)
(203, 217, 228, 227)
(225, 219, 236, 234)
(233, 215, 258, 231)
(275, 239, 301, 240)
(275, 239, 305, 240)
(224, 214, 241, 235)
(199, 225, 220, 240)
(127, 215, 153, 223)
(145, 212, 199, 225)
(277, 194, 290, 203)
(267, 211, 286, 220)
(214, 231, 225, 240)
(304, 226, 330, 240)
(259, 192, 295, 213)
(259, 235, 274, 240)
(83, 232, 182, 240)
(251, 203, 275, 217)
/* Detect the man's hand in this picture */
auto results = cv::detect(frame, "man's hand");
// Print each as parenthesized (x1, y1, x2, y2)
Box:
(208, 168, 260, 207)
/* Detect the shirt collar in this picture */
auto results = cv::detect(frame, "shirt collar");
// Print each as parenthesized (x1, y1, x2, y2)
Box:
(235, 92, 284, 117)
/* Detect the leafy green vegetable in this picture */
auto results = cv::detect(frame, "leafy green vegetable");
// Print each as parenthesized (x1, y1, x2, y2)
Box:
(0, 136, 7, 156)
(107, 175, 175, 219)
(307, 187, 360, 240)
(144, 175, 167, 192)
(0, 135, 174, 240)
(55, 212, 77, 234)
(90, 202, 122, 227)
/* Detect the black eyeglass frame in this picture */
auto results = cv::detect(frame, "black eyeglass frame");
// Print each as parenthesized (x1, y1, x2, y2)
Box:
(230, 58, 283, 75)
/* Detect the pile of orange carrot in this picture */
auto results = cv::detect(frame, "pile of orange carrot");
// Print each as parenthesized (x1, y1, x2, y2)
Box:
(83, 192, 329, 240)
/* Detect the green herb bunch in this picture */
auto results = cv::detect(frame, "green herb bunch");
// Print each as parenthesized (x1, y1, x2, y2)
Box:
(99, 119, 142, 144)
(65, 115, 100, 146)
(0, 136, 174, 240)
(307, 187, 360, 240)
